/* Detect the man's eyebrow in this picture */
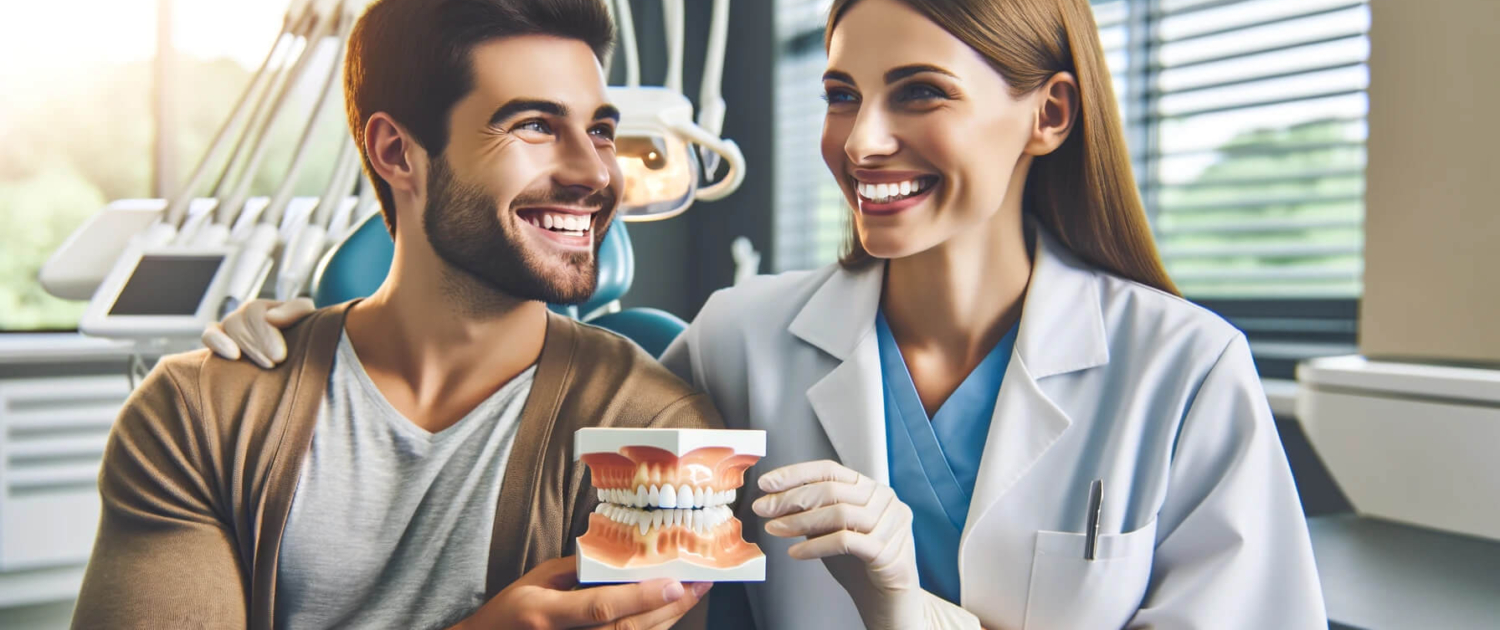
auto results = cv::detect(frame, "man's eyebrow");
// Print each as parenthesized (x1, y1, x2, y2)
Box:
(489, 99, 568, 126)
(594, 104, 621, 123)
(884, 64, 958, 84)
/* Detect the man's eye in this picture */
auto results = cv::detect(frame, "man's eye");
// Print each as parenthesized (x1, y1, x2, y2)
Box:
(516, 120, 552, 134)
(590, 125, 616, 140)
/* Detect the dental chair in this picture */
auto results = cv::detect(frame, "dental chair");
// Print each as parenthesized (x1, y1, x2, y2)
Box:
(311, 210, 689, 357)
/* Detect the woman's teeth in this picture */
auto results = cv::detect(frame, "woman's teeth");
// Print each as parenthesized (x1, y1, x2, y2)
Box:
(525, 212, 592, 236)
(856, 178, 931, 203)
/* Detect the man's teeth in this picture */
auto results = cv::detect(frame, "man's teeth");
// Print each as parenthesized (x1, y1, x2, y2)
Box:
(594, 504, 736, 534)
(526, 212, 592, 235)
(595, 485, 737, 509)
(857, 178, 930, 203)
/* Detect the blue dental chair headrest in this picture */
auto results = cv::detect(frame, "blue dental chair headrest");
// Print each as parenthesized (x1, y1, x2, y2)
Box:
(312, 211, 684, 356)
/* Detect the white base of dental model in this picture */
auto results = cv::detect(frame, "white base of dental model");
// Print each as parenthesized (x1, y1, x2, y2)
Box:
(577, 549, 766, 583)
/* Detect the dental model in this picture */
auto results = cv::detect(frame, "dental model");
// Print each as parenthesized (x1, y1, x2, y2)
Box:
(575, 428, 766, 582)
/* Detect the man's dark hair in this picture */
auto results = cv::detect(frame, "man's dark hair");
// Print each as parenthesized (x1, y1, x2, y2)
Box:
(345, 0, 614, 234)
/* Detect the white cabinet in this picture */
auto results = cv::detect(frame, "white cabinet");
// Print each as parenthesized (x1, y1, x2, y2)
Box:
(0, 336, 133, 609)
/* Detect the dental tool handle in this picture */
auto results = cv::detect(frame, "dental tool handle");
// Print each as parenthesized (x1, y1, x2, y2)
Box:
(328, 162, 377, 240)
(281, 136, 359, 298)
(135, 222, 181, 250)
(222, 223, 281, 309)
(696, 0, 730, 173)
(615, 0, 641, 87)
(261, 15, 353, 227)
(216, 12, 339, 227)
(209, 7, 321, 199)
(663, 0, 684, 94)
(163, 15, 303, 226)
(191, 223, 233, 248)
(313, 139, 359, 227)
(696, 97, 726, 176)
(276, 223, 327, 300)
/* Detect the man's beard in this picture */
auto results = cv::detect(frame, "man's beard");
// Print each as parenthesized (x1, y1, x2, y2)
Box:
(423, 157, 614, 306)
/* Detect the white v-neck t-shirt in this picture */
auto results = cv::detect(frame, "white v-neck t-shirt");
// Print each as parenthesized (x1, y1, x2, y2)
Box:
(274, 331, 536, 630)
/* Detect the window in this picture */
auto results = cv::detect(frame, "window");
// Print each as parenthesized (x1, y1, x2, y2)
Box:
(1117, 0, 1369, 299)
(0, 0, 158, 330)
(0, 0, 346, 331)
(771, 0, 1368, 376)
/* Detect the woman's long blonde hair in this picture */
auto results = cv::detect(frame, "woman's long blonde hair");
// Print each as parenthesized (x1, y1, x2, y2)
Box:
(828, 0, 1179, 296)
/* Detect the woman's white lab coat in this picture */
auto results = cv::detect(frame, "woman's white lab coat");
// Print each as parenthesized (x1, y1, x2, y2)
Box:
(659, 229, 1326, 630)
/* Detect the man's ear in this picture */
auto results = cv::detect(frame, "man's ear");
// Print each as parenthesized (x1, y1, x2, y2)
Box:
(1023, 72, 1080, 156)
(365, 112, 427, 200)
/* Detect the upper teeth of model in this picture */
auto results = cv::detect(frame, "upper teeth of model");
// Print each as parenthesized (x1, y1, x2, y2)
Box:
(526, 212, 591, 234)
(596, 484, 737, 509)
(857, 178, 929, 203)
(595, 503, 736, 534)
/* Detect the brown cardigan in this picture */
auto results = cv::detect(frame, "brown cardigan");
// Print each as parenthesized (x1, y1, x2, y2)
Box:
(72, 303, 722, 629)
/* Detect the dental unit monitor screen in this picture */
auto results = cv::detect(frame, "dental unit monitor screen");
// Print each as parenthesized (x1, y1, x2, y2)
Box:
(108, 255, 226, 316)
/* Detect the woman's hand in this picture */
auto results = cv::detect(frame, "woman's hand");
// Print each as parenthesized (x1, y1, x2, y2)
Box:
(752, 460, 980, 630)
(200, 297, 316, 368)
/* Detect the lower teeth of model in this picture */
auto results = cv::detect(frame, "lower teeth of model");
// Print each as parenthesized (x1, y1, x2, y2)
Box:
(595, 504, 734, 534)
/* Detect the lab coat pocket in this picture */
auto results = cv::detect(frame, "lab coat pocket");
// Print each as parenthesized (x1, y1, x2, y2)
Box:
(1022, 518, 1157, 630)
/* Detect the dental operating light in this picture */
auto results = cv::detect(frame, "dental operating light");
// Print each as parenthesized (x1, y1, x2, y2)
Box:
(607, 0, 744, 221)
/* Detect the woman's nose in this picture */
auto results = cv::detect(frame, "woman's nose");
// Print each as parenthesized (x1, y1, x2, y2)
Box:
(844, 108, 899, 164)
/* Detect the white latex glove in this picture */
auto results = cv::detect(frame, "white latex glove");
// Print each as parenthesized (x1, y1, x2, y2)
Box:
(200, 297, 316, 369)
(752, 460, 982, 630)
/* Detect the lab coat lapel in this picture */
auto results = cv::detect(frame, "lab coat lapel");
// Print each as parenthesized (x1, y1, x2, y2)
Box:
(790, 262, 891, 485)
(962, 230, 1109, 545)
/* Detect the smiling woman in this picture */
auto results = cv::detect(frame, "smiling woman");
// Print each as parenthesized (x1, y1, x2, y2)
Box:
(823, 0, 1176, 296)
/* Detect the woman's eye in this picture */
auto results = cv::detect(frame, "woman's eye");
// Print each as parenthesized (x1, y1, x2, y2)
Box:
(822, 89, 858, 105)
(897, 83, 945, 102)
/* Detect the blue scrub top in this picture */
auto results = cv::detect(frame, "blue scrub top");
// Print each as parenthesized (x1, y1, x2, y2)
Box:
(876, 311, 1017, 605)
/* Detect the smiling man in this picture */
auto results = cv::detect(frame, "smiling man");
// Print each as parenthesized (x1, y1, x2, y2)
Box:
(72, 1, 719, 629)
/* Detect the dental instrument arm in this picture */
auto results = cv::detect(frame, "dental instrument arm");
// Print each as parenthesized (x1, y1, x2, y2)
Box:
(753, 460, 984, 630)
(335, 157, 377, 239)
(275, 136, 361, 300)
(260, 10, 352, 230)
(615, 0, 641, 87)
(206, 0, 342, 236)
(205, 1, 323, 212)
(163, 0, 312, 229)
(219, 5, 353, 310)
(662, 0, 684, 94)
(696, 0, 729, 174)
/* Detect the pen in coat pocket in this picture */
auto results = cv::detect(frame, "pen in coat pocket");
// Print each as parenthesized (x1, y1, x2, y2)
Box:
(1084, 479, 1103, 561)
